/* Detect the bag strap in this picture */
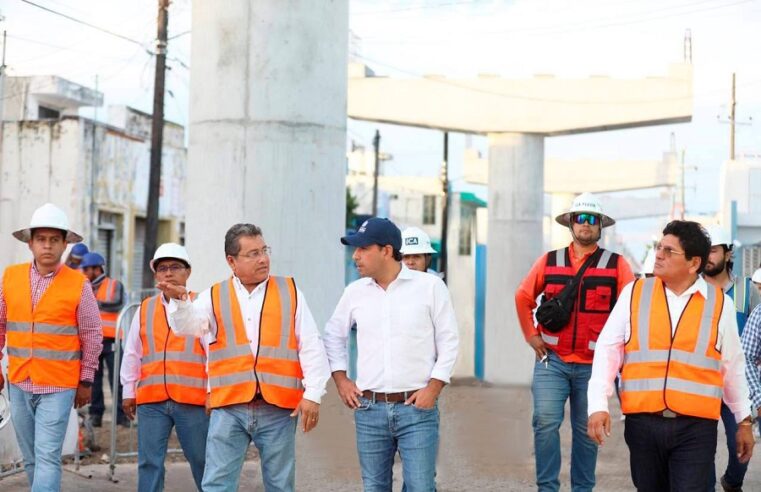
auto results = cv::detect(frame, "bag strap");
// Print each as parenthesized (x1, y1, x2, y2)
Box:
(559, 248, 604, 300)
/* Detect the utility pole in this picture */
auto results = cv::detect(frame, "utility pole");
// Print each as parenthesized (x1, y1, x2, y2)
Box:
(730, 72, 736, 161)
(680, 149, 686, 220)
(439, 131, 449, 282)
(143, 0, 169, 288)
(90, 75, 99, 250)
(371, 129, 380, 216)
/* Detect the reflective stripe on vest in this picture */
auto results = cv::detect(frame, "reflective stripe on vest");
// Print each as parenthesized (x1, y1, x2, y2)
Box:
(137, 293, 206, 406)
(2, 263, 84, 388)
(208, 276, 303, 409)
(541, 332, 559, 345)
(96, 278, 119, 339)
(734, 278, 747, 314)
(621, 277, 723, 420)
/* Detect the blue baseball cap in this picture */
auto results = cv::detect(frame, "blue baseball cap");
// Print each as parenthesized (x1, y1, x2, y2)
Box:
(341, 218, 402, 251)
(79, 252, 106, 269)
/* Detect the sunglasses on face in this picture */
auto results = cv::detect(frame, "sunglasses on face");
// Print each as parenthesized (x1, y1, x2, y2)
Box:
(572, 213, 600, 226)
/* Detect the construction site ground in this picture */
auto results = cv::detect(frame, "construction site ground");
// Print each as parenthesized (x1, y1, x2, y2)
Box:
(2, 380, 760, 491)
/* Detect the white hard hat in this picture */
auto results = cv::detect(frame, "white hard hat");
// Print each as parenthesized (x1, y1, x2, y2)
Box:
(554, 192, 615, 228)
(150, 243, 192, 272)
(400, 227, 437, 255)
(12, 203, 83, 243)
(705, 225, 733, 248)
(752, 268, 761, 284)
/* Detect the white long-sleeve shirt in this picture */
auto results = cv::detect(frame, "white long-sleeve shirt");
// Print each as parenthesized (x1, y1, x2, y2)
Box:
(167, 276, 330, 404)
(120, 295, 207, 400)
(323, 265, 459, 393)
(587, 276, 752, 423)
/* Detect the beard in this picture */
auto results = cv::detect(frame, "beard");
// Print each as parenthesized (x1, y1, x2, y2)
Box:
(703, 258, 726, 277)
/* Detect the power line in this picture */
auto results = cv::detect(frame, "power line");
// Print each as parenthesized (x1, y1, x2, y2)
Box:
(353, 0, 476, 16)
(19, 0, 149, 50)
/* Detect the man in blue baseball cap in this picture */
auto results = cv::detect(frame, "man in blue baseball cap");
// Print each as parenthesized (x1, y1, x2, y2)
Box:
(324, 217, 459, 491)
(65, 243, 89, 269)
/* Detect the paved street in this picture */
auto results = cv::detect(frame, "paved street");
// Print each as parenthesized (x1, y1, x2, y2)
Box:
(2, 380, 759, 491)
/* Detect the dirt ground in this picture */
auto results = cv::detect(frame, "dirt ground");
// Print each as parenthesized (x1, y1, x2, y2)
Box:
(2, 380, 761, 491)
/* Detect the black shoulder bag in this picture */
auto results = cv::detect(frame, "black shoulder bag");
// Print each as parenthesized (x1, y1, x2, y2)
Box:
(535, 249, 602, 333)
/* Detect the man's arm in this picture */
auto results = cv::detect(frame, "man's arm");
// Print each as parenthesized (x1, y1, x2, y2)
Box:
(293, 289, 330, 405)
(0, 284, 6, 360)
(120, 307, 143, 400)
(718, 294, 753, 423)
(429, 279, 459, 385)
(323, 289, 353, 375)
(77, 280, 104, 382)
(741, 305, 761, 416)
(165, 288, 214, 338)
(514, 254, 548, 342)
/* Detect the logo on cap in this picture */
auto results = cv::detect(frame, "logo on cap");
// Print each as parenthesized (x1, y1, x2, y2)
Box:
(405, 237, 419, 246)
(358, 220, 369, 233)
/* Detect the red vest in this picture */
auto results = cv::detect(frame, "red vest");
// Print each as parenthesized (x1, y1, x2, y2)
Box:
(538, 247, 619, 361)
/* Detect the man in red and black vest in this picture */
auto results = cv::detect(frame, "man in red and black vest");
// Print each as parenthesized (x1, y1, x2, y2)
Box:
(515, 192, 634, 492)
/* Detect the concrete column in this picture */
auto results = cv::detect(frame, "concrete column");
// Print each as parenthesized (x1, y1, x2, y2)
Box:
(550, 192, 576, 250)
(484, 133, 544, 385)
(186, 1, 349, 326)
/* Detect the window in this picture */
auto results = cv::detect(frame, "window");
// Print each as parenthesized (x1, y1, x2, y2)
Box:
(38, 106, 61, 119)
(459, 206, 474, 256)
(423, 195, 436, 225)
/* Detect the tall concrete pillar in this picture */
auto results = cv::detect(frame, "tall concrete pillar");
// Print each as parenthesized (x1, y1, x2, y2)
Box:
(484, 133, 544, 385)
(550, 192, 576, 250)
(186, 1, 349, 325)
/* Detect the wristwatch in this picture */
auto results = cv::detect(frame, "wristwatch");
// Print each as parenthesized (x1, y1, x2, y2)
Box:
(79, 381, 93, 388)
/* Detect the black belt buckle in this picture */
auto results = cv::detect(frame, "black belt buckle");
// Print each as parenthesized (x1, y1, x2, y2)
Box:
(662, 409, 677, 418)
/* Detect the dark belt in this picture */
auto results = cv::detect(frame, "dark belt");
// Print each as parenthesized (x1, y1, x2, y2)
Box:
(362, 390, 418, 403)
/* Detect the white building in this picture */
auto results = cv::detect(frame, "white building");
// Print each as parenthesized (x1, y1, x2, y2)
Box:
(721, 157, 761, 277)
(0, 75, 187, 293)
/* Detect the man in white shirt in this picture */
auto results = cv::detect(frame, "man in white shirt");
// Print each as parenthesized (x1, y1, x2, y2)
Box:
(324, 217, 459, 492)
(155, 223, 331, 492)
(120, 243, 208, 492)
(587, 220, 754, 491)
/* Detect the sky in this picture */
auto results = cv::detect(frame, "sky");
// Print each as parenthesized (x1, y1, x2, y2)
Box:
(2, 0, 761, 257)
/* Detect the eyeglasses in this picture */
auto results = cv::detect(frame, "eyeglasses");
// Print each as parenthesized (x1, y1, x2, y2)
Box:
(155, 264, 188, 273)
(655, 242, 686, 257)
(235, 246, 271, 260)
(572, 213, 600, 226)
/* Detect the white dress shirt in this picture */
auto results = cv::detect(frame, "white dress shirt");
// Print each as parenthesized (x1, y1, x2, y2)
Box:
(587, 276, 752, 422)
(167, 276, 330, 404)
(323, 265, 459, 393)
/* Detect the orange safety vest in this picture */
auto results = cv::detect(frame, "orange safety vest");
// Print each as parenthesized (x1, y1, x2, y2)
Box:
(2, 263, 85, 389)
(136, 293, 207, 406)
(208, 276, 303, 410)
(95, 277, 120, 339)
(621, 277, 724, 420)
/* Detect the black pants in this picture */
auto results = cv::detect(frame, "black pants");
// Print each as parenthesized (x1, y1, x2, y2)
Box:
(91, 339, 126, 421)
(624, 413, 718, 492)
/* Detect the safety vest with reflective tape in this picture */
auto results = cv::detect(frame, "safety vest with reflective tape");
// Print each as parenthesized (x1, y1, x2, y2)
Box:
(621, 277, 724, 420)
(539, 247, 620, 362)
(208, 276, 303, 410)
(137, 292, 206, 406)
(95, 277, 120, 339)
(2, 263, 85, 389)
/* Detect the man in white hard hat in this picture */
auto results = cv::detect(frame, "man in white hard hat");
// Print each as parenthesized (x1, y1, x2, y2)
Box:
(702, 226, 761, 491)
(0, 203, 103, 490)
(753, 268, 761, 294)
(400, 226, 441, 275)
(156, 224, 330, 492)
(515, 192, 634, 492)
(120, 243, 209, 492)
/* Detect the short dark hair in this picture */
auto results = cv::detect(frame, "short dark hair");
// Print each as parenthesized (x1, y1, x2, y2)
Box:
(392, 249, 402, 262)
(662, 220, 710, 274)
(225, 223, 263, 257)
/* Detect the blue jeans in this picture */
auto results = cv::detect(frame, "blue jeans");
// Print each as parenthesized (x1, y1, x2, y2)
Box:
(9, 384, 76, 492)
(202, 400, 297, 492)
(707, 402, 748, 490)
(531, 350, 597, 492)
(137, 401, 209, 492)
(354, 396, 439, 492)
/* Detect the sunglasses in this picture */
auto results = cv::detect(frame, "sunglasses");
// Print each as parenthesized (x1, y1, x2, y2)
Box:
(572, 213, 600, 226)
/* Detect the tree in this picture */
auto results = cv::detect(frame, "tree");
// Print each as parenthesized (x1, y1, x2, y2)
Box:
(346, 187, 359, 228)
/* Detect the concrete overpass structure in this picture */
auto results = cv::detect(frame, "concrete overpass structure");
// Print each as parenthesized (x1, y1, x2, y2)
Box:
(349, 64, 693, 384)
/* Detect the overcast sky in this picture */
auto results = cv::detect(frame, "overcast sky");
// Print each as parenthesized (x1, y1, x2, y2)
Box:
(2, 0, 760, 252)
